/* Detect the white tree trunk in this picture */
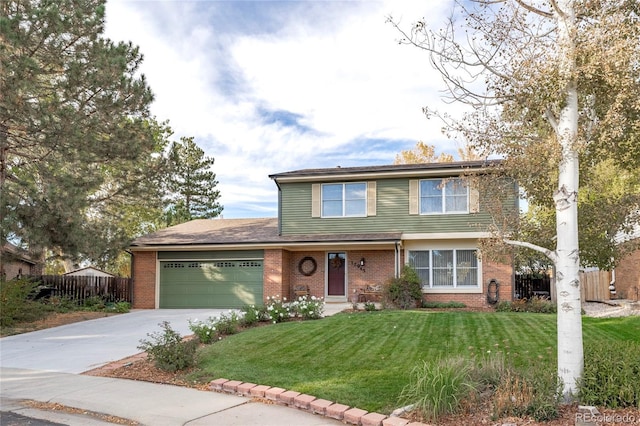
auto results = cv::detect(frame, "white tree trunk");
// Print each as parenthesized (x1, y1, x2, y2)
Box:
(553, 0, 583, 400)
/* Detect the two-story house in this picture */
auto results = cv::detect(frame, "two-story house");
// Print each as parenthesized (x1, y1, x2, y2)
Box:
(129, 160, 516, 309)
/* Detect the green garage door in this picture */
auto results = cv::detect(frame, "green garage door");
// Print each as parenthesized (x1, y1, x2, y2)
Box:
(159, 260, 263, 308)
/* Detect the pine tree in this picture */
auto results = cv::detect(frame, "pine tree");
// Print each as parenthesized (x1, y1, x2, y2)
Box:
(0, 0, 168, 268)
(165, 137, 223, 225)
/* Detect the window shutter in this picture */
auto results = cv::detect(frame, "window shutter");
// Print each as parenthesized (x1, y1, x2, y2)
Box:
(312, 184, 321, 217)
(469, 183, 480, 213)
(409, 180, 419, 215)
(367, 181, 376, 216)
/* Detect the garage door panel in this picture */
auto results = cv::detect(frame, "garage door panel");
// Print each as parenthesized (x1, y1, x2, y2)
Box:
(159, 260, 263, 308)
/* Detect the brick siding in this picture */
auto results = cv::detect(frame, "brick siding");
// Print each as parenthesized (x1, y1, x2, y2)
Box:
(132, 251, 156, 309)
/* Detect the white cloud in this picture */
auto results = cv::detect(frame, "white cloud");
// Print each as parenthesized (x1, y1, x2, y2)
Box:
(104, 0, 463, 218)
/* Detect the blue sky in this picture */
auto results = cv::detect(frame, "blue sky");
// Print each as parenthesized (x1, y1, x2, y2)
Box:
(104, 0, 466, 218)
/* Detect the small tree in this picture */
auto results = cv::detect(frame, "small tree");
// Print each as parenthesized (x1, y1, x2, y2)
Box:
(389, 0, 640, 400)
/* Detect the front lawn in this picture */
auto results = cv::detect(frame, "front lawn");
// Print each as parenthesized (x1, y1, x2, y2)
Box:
(192, 310, 640, 414)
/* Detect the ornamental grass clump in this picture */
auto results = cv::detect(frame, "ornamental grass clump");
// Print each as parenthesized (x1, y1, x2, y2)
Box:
(579, 340, 640, 409)
(399, 356, 477, 422)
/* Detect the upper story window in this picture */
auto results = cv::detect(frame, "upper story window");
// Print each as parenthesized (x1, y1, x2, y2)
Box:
(322, 183, 367, 217)
(420, 178, 468, 214)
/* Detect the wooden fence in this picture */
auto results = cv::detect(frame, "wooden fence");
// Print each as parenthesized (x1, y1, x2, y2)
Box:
(26, 275, 132, 304)
(580, 270, 611, 302)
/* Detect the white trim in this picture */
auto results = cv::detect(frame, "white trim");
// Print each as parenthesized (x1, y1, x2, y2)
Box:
(325, 251, 347, 299)
(404, 240, 482, 291)
(321, 182, 367, 218)
(423, 287, 483, 294)
(419, 178, 469, 215)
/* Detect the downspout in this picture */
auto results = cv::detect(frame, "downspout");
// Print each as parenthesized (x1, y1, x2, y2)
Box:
(395, 241, 401, 278)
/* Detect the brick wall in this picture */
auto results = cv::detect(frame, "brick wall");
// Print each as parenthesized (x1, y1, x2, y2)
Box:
(289, 251, 325, 299)
(345, 250, 395, 297)
(616, 248, 640, 300)
(263, 249, 290, 301)
(132, 251, 156, 309)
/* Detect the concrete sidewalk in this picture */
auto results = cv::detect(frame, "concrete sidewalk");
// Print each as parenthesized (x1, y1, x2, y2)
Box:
(0, 368, 343, 426)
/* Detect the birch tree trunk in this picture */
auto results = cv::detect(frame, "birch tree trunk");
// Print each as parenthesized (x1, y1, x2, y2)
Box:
(552, 0, 583, 400)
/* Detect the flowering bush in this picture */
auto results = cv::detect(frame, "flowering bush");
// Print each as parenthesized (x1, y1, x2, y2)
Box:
(290, 295, 325, 320)
(265, 295, 292, 323)
(216, 310, 240, 335)
(188, 317, 218, 344)
(239, 304, 263, 326)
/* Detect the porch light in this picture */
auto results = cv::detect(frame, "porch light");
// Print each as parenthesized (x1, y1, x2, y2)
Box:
(360, 258, 366, 267)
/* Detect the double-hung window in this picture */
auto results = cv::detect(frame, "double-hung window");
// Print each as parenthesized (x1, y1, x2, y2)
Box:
(420, 178, 468, 214)
(408, 249, 479, 288)
(322, 183, 366, 217)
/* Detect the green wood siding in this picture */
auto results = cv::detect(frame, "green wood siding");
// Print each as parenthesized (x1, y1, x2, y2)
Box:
(159, 260, 263, 308)
(278, 178, 516, 235)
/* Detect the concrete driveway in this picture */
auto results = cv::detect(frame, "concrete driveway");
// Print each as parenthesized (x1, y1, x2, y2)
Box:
(0, 309, 229, 373)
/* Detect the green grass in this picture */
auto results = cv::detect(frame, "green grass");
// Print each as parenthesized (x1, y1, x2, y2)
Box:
(191, 311, 640, 414)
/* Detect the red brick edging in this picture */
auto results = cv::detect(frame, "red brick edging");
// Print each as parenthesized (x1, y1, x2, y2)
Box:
(208, 378, 428, 426)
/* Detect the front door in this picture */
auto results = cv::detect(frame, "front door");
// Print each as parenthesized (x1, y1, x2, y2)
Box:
(327, 252, 346, 296)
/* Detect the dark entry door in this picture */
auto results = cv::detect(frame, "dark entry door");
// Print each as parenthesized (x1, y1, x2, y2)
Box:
(327, 252, 346, 296)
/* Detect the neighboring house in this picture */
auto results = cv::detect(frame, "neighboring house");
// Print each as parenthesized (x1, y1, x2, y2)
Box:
(1, 243, 41, 279)
(130, 160, 517, 309)
(63, 266, 116, 278)
(613, 224, 640, 301)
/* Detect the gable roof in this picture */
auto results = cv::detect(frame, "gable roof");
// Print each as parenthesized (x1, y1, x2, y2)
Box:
(63, 266, 115, 277)
(131, 218, 401, 249)
(2, 242, 37, 265)
(269, 160, 503, 182)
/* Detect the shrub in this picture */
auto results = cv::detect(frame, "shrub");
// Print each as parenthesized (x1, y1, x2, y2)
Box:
(215, 311, 240, 335)
(290, 295, 325, 319)
(494, 298, 556, 313)
(579, 340, 640, 408)
(82, 296, 107, 311)
(106, 301, 131, 313)
(384, 265, 423, 310)
(188, 317, 218, 344)
(265, 296, 292, 323)
(399, 356, 477, 422)
(239, 304, 263, 326)
(0, 278, 47, 327)
(138, 321, 197, 372)
(363, 301, 377, 311)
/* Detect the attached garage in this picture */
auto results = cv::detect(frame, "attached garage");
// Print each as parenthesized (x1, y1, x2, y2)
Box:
(158, 251, 263, 308)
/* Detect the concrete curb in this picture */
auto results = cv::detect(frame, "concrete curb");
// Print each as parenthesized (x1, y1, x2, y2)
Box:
(209, 378, 429, 426)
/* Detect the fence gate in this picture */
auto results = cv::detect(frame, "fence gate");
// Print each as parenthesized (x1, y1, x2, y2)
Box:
(515, 274, 551, 300)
